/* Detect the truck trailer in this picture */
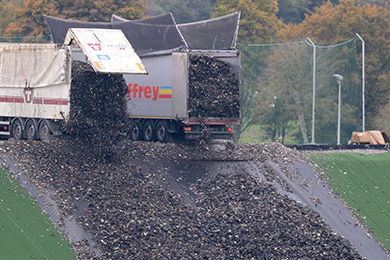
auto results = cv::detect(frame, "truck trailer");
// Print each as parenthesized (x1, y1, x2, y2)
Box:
(45, 12, 242, 142)
(123, 49, 240, 142)
(0, 43, 71, 141)
(0, 28, 147, 141)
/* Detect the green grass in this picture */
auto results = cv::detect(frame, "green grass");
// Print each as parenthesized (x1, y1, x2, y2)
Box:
(0, 167, 76, 260)
(238, 123, 301, 144)
(239, 124, 263, 143)
(311, 152, 390, 250)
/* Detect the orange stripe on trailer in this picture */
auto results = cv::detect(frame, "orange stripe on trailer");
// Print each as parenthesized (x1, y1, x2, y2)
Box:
(94, 61, 102, 69)
(136, 63, 145, 71)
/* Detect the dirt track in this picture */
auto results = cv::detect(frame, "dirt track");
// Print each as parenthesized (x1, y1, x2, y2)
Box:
(0, 139, 388, 259)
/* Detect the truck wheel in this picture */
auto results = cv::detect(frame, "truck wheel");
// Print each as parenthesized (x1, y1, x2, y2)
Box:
(12, 119, 23, 140)
(156, 121, 169, 143)
(131, 122, 142, 141)
(25, 119, 37, 140)
(143, 121, 155, 141)
(38, 120, 52, 142)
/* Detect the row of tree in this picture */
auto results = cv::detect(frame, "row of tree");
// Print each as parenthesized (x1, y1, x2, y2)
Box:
(216, 0, 390, 143)
(0, 0, 145, 37)
(0, 0, 389, 143)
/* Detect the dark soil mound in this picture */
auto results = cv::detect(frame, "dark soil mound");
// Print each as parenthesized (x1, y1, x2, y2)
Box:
(1, 140, 363, 259)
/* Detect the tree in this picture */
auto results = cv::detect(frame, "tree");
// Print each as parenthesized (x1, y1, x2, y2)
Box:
(280, 0, 390, 135)
(0, 1, 19, 38)
(5, 0, 145, 38)
(276, 0, 340, 24)
(254, 44, 313, 143)
(212, 0, 283, 140)
(5, 0, 58, 38)
(58, 0, 145, 22)
(212, 0, 282, 43)
(361, 0, 389, 8)
(373, 99, 390, 134)
(146, 0, 216, 23)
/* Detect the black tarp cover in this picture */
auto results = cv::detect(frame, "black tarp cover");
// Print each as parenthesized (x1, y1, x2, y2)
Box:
(44, 14, 186, 55)
(111, 12, 240, 50)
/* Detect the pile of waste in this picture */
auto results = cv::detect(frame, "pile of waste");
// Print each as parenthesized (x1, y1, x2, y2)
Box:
(0, 140, 363, 259)
(188, 55, 240, 118)
(67, 61, 129, 161)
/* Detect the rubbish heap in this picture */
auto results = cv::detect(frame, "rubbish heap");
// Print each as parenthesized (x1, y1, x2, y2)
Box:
(0, 140, 363, 259)
(189, 55, 240, 118)
(67, 61, 129, 161)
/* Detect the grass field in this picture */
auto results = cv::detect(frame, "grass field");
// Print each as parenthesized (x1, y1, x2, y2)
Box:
(0, 167, 75, 260)
(239, 124, 299, 144)
(311, 152, 390, 251)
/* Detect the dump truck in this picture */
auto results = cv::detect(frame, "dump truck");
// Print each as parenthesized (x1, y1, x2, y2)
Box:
(0, 28, 146, 141)
(45, 11, 242, 141)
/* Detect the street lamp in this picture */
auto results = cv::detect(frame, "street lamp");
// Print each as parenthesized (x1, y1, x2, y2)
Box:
(333, 74, 343, 145)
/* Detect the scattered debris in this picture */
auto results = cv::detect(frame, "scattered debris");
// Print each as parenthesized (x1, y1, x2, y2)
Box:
(0, 140, 363, 259)
(67, 61, 129, 162)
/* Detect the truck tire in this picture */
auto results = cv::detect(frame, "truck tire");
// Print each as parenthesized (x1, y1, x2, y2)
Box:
(12, 119, 23, 140)
(130, 122, 142, 141)
(156, 120, 169, 143)
(38, 120, 52, 142)
(143, 120, 155, 141)
(25, 119, 37, 140)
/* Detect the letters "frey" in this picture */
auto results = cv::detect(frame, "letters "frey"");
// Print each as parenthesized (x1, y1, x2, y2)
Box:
(128, 83, 159, 101)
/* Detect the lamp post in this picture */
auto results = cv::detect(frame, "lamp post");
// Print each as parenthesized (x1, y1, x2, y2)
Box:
(333, 74, 343, 145)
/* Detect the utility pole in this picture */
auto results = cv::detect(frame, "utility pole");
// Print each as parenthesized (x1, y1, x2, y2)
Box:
(306, 37, 316, 144)
(333, 74, 343, 145)
(356, 33, 365, 133)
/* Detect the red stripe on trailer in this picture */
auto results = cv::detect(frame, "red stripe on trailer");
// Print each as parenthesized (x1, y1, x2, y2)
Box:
(0, 96, 24, 103)
(0, 95, 68, 105)
(43, 98, 68, 105)
(188, 117, 240, 125)
(158, 94, 172, 99)
(33, 98, 43, 104)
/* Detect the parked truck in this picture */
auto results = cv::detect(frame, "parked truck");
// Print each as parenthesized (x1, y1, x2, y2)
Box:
(45, 12, 242, 142)
(0, 43, 71, 141)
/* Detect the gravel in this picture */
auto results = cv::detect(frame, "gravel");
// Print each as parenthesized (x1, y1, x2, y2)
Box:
(188, 55, 240, 118)
(0, 140, 363, 259)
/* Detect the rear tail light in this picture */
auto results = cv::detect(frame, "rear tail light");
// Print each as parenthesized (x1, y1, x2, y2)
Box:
(228, 127, 233, 132)
(184, 127, 191, 131)
(3, 126, 7, 130)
